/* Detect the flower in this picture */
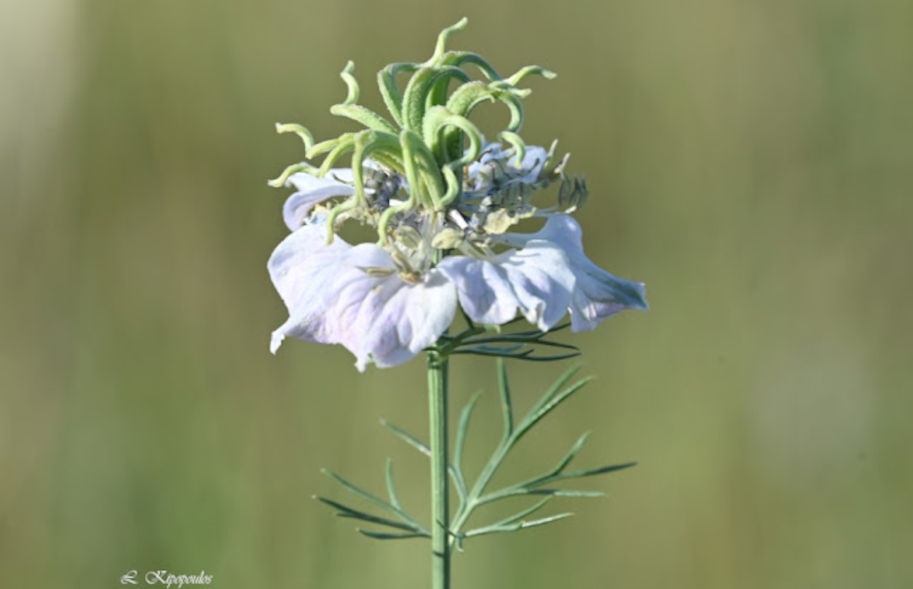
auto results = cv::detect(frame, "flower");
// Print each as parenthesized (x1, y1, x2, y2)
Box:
(268, 160, 647, 370)
(266, 22, 646, 370)
(268, 216, 457, 371)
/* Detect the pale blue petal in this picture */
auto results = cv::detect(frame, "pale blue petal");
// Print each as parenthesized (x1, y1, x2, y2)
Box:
(465, 142, 506, 171)
(268, 222, 457, 370)
(282, 170, 355, 230)
(515, 145, 549, 184)
(436, 256, 522, 326)
(501, 214, 648, 331)
(268, 221, 353, 349)
(438, 242, 575, 331)
(326, 247, 457, 369)
(464, 143, 549, 192)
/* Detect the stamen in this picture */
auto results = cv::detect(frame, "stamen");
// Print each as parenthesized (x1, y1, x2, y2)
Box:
(447, 209, 469, 230)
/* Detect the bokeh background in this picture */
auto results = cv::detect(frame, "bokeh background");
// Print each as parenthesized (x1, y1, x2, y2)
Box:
(2, 0, 911, 587)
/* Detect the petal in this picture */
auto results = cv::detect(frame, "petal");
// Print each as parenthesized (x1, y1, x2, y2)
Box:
(464, 142, 550, 192)
(514, 145, 549, 184)
(438, 243, 575, 331)
(501, 214, 648, 331)
(328, 248, 457, 369)
(268, 221, 354, 347)
(436, 256, 523, 326)
(282, 170, 355, 230)
(268, 222, 457, 370)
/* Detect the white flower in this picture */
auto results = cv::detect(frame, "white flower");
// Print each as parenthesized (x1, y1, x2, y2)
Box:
(269, 218, 456, 371)
(269, 207, 646, 370)
(266, 30, 647, 369)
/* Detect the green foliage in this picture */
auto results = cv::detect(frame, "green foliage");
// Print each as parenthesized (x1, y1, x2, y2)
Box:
(318, 361, 634, 547)
(442, 314, 583, 362)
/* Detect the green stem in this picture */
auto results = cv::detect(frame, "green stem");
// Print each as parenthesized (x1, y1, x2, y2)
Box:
(427, 349, 451, 589)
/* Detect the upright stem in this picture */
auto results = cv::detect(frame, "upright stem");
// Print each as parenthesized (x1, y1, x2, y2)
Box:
(427, 349, 450, 589)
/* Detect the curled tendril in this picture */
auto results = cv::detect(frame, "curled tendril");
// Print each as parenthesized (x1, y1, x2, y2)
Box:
(502, 65, 557, 87)
(498, 131, 527, 166)
(339, 61, 360, 105)
(273, 18, 559, 243)
(426, 17, 469, 67)
(330, 104, 398, 135)
(445, 52, 502, 81)
(325, 198, 359, 243)
(402, 65, 472, 132)
(275, 122, 315, 151)
(318, 135, 357, 176)
(267, 161, 321, 188)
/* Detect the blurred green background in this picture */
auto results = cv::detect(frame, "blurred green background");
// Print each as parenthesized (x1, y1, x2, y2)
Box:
(2, 0, 911, 587)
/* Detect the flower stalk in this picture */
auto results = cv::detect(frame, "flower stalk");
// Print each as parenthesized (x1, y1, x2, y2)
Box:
(427, 349, 451, 589)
